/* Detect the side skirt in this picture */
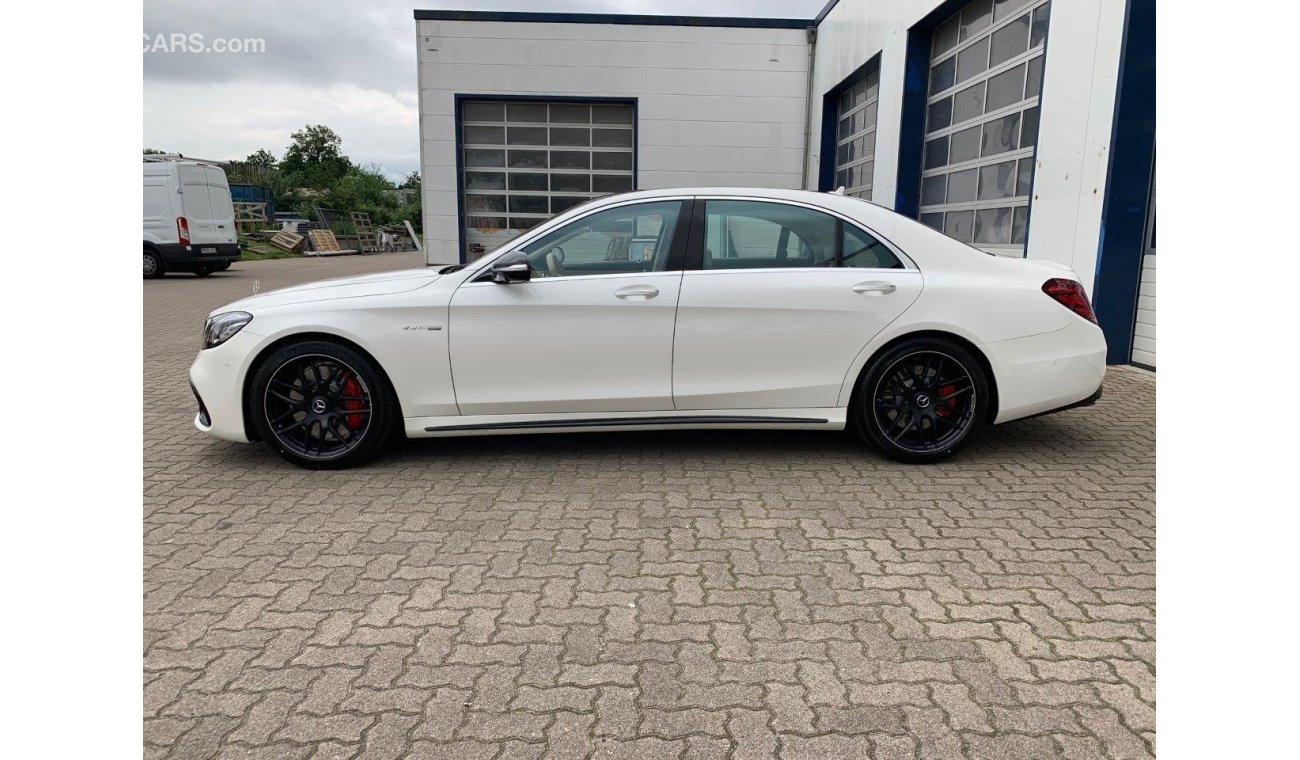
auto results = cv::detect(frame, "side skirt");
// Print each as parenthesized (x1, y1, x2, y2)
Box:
(405, 409, 846, 438)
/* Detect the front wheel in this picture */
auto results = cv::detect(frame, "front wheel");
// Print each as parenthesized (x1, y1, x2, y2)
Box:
(852, 337, 988, 463)
(249, 341, 398, 469)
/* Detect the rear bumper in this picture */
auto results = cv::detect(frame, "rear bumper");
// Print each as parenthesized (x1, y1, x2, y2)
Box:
(157, 242, 241, 268)
(984, 318, 1108, 424)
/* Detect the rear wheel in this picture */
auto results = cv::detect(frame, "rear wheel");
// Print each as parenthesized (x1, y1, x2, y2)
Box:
(852, 337, 988, 463)
(249, 341, 398, 469)
(144, 249, 164, 279)
(194, 265, 214, 276)
(215, 262, 231, 271)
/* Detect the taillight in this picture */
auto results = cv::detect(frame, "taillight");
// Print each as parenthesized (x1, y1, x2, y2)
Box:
(177, 216, 190, 246)
(1042, 278, 1098, 324)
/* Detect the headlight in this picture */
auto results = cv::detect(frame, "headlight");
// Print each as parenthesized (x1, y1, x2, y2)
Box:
(203, 311, 252, 349)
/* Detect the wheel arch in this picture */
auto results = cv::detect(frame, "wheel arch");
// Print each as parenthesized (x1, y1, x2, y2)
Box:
(847, 330, 1000, 425)
(240, 331, 403, 442)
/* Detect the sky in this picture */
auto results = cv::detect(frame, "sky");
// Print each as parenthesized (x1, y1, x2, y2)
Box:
(143, 0, 825, 181)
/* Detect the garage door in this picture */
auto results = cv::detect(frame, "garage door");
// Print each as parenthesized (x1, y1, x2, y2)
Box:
(1131, 177, 1155, 369)
(459, 99, 635, 261)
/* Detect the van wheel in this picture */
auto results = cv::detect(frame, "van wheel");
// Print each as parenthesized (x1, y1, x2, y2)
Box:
(194, 265, 214, 277)
(144, 250, 164, 279)
(215, 262, 231, 271)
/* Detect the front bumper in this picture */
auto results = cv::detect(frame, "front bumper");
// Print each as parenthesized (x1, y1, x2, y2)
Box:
(985, 317, 1108, 424)
(188, 328, 264, 443)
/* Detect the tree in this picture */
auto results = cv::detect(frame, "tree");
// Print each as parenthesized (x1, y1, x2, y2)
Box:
(143, 148, 168, 155)
(280, 124, 350, 188)
(398, 171, 421, 191)
(245, 149, 277, 168)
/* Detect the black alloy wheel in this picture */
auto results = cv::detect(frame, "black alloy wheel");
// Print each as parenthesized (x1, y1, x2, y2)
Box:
(854, 338, 987, 463)
(250, 341, 397, 468)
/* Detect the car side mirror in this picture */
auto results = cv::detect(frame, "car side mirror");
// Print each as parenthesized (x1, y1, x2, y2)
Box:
(490, 251, 530, 284)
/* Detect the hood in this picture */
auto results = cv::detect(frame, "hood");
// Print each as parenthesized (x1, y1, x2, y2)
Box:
(214, 268, 440, 315)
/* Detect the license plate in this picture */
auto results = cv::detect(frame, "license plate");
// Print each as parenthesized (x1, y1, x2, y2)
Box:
(201, 247, 216, 254)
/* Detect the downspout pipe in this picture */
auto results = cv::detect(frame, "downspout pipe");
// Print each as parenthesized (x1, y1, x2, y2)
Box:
(800, 24, 818, 190)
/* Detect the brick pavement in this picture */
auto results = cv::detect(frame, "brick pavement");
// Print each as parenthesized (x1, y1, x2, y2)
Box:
(145, 253, 1155, 759)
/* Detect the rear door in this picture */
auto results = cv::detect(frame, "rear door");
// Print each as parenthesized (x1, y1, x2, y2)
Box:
(672, 198, 923, 410)
(177, 164, 218, 244)
(204, 167, 237, 245)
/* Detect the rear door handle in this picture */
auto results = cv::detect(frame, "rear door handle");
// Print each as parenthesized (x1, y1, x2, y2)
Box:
(614, 285, 660, 299)
(852, 281, 896, 294)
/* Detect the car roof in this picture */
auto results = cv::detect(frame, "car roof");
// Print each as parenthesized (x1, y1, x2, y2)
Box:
(580, 186, 899, 227)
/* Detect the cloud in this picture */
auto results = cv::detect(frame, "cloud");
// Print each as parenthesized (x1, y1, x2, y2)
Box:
(144, 0, 825, 175)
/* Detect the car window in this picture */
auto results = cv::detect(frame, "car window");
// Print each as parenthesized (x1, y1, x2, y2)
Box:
(703, 200, 837, 269)
(842, 223, 904, 269)
(520, 200, 682, 277)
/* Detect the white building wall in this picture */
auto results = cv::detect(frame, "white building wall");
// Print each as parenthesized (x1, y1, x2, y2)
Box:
(416, 19, 810, 265)
(807, 0, 1128, 294)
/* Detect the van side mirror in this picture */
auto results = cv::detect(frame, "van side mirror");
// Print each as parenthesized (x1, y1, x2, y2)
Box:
(490, 251, 531, 283)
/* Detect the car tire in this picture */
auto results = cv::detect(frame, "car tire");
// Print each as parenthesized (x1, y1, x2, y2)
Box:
(194, 265, 214, 276)
(249, 340, 399, 469)
(215, 262, 231, 271)
(144, 249, 164, 279)
(852, 337, 989, 464)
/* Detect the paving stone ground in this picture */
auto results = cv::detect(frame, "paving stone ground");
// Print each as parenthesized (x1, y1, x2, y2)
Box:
(145, 252, 1155, 759)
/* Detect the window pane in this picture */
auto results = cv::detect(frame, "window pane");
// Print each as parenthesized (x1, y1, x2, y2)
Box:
(549, 151, 590, 170)
(508, 195, 548, 214)
(947, 167, 978, 203)
(978, 160, 1017, 199)
(838, 114, 855, 140)
(592, 174, 633, 193)
(593, 128, 634, 148)
(950, 125, 981, 164)
(508, 172, 547, 191)
(1011, 206, 1029, 243)
(920, 212, 945, 231)
(550, 196, 588, 214)
(930, 56, 956, 94)
(507, 102, 547, 122)
(508, 150, 547, 169)
(856, 161, 874, 188)
(507, 126, 547, 146)
(959, 0, 993, 41)
(956, 38, 989, 83)
(511, 217, 543, 231)
(974, 206, 1013, 244)
(859, 106, 877, 133)
(549, 127, 590, 147)
(593, 152, 633, 171)
(858, 134, 874, 160)
(928, 97, 953, 131)
(592, 105, 634, 124)
(952, 82, 986, 124)
(994, 0, 1033, 21)
(463, 102, 503, 121)
(1020, 106, 1040, 147)
(550, 174, 590, 192)
(463, 125, 504, 144)
(549, 104, 589, 123)
(981, 113, 1021, 156)
(924, 135, 949, 169)
(1017, 158, 1033, 196)
(986, 63, 1025, 112)
(842, 224, 903, 268)
(933, 16, 961, 56)
(464, 149, 504, 168)
(521, 200, 681, 275)
(465, 171, 505, 190)
(944, 209, 974, 243)
(989, 14, 1031, 67)
(702, 200, 837, 269)
(1031, 2, 1051, 47)
(465, 194, 506, 213)
(467, 216, 506, 231)
(1025, 55, 1044, 98)
(922, 175, 947, 206)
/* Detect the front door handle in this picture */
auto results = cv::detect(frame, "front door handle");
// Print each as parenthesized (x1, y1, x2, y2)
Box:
(852, 281, 897, 294)
(614, 285, 660, 299)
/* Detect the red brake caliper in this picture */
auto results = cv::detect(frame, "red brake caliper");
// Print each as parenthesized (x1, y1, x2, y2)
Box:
(936, 384, 957, 417)
(341, 376, 365, 430)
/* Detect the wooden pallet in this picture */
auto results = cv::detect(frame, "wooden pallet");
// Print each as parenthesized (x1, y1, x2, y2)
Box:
(233, 202, 268, 234)
(270, 230, 305, 253)
(305, 229, 357, 256)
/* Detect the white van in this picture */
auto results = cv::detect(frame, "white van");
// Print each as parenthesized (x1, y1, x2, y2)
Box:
(143, 156, 241, 277)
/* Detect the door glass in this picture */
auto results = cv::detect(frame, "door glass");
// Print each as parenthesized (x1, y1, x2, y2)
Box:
(841, 224, 904, 269)
(520, 200, 682, 277)
(702, 200, 837, 269)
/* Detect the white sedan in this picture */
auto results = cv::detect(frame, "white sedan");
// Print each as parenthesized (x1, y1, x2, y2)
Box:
(190, 188, 1105, 468)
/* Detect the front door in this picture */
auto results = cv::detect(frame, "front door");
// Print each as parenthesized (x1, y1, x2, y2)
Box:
(448, 199, 690, 416)
(672, 198, 923, 410)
